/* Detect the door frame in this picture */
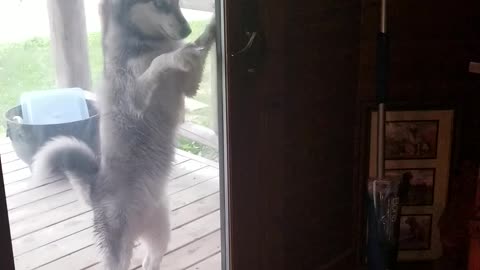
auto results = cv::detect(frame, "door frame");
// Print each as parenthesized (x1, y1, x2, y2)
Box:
(0, 160, 15, 269)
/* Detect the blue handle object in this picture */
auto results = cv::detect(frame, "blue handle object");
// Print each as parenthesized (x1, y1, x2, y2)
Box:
(367, 196, 399, 270)
(20, 88, 89, 125)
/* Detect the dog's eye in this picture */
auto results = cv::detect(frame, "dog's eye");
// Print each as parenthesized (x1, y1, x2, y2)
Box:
(153, 0, 171, 12)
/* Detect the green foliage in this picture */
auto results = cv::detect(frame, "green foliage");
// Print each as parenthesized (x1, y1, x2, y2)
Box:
(177, 137, 218, 161)
(0, 20, 218, 160)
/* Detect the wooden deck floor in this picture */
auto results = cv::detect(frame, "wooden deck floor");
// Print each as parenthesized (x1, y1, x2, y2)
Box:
(0, 138, 221, 270)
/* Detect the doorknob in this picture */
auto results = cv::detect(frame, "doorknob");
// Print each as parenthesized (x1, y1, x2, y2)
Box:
(231, 31, 263, 73)
(231, 32, 258, 57)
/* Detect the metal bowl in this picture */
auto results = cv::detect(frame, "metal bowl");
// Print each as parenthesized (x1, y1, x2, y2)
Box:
(4, 100, 99, 166)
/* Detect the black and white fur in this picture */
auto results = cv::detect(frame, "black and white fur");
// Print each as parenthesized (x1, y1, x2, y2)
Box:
(31, 0, 216, 269)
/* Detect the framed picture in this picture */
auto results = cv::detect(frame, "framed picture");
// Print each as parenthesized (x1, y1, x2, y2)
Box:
(385, 121, 439, 160)
(385, 168, 435, 206)
(399, 215, 433, 251)
(369, 110, 454, 261)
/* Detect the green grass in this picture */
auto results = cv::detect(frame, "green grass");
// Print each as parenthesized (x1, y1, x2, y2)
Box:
(0, 20, 218, 159)
(0, 38, 55, 132)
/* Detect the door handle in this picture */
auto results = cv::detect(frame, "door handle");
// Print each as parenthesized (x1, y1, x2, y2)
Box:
(231, 32, 258, 57)
(231, 31, 262, 73)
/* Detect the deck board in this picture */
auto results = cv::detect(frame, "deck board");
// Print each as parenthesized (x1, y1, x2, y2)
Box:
(1, 159, 28, 174)
(5, 176, 63, 198)
(4, 167, 32, 184)
(0, 142, 14, 155)
(1, 151, 20, 164)
(12, 211, 93, 255)
(12, 186, 219, 259)
(8, 190, 78, 224)
(186, 252, 222, 270)
(1, 140, 221, 270)
(37, 214, 220, 270)
(11, 200, 91, 240)
(0, 137, 10, 145)
(7, 180, 73, 210)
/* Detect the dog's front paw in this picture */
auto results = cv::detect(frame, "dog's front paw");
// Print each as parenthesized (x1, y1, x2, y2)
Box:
(194, 18, 216, 48)
(174, 44, 203, 72)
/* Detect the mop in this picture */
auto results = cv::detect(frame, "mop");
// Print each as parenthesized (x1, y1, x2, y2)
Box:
(366, 0, 403, 269)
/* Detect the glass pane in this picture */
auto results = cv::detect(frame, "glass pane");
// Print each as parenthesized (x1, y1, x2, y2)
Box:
(0, 0, 226, 269)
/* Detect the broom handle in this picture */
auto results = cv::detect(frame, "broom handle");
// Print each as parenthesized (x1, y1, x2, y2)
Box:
(380, 0, 387, 33)
(376, 0, 389, 180)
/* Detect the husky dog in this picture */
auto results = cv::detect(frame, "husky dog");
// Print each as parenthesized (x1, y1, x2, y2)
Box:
(31, 0, 216, 269)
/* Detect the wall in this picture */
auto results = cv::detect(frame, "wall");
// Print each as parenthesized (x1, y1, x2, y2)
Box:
(356, 0, 480, 267)
(357, 0, 480, 159)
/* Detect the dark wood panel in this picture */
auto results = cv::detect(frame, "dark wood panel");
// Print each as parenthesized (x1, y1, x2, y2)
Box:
(224, 0, 286, 269)
(388, 0, 480, 40)
(225, 0, 362, 269)
(283, 0, 361, 268)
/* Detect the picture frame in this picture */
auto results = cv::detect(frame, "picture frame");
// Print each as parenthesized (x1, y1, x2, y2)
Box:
(385, 120, 439, 160)
(369, 110, 454, 261)
(398, 214, 433, 251)
(385, 168, 435, 206)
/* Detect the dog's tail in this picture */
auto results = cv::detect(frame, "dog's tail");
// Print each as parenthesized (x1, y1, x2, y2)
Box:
(32, 137, 99, 205)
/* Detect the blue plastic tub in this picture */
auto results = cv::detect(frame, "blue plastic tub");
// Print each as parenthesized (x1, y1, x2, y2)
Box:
(5, 91, 99, 166)
(19, 88, 89, 125)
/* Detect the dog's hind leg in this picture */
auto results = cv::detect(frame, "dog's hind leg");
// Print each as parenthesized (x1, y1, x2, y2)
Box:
(140, 206, 170, 270)
(95, 213, 135, 270)
(101, 234, 135, 270)
(101, 231, 135, 270)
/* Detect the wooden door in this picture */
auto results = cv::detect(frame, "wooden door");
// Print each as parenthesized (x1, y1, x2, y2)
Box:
(223, 0, 362, 269)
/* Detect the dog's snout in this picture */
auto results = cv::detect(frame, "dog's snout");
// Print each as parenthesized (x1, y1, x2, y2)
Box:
(180, 25, 192, 38)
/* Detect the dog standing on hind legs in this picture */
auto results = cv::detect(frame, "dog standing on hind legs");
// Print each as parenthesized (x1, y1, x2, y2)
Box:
(31, 0, 216, 269)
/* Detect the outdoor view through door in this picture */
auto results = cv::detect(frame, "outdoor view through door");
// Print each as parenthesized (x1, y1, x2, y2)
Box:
(0, 0, 225, 269)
